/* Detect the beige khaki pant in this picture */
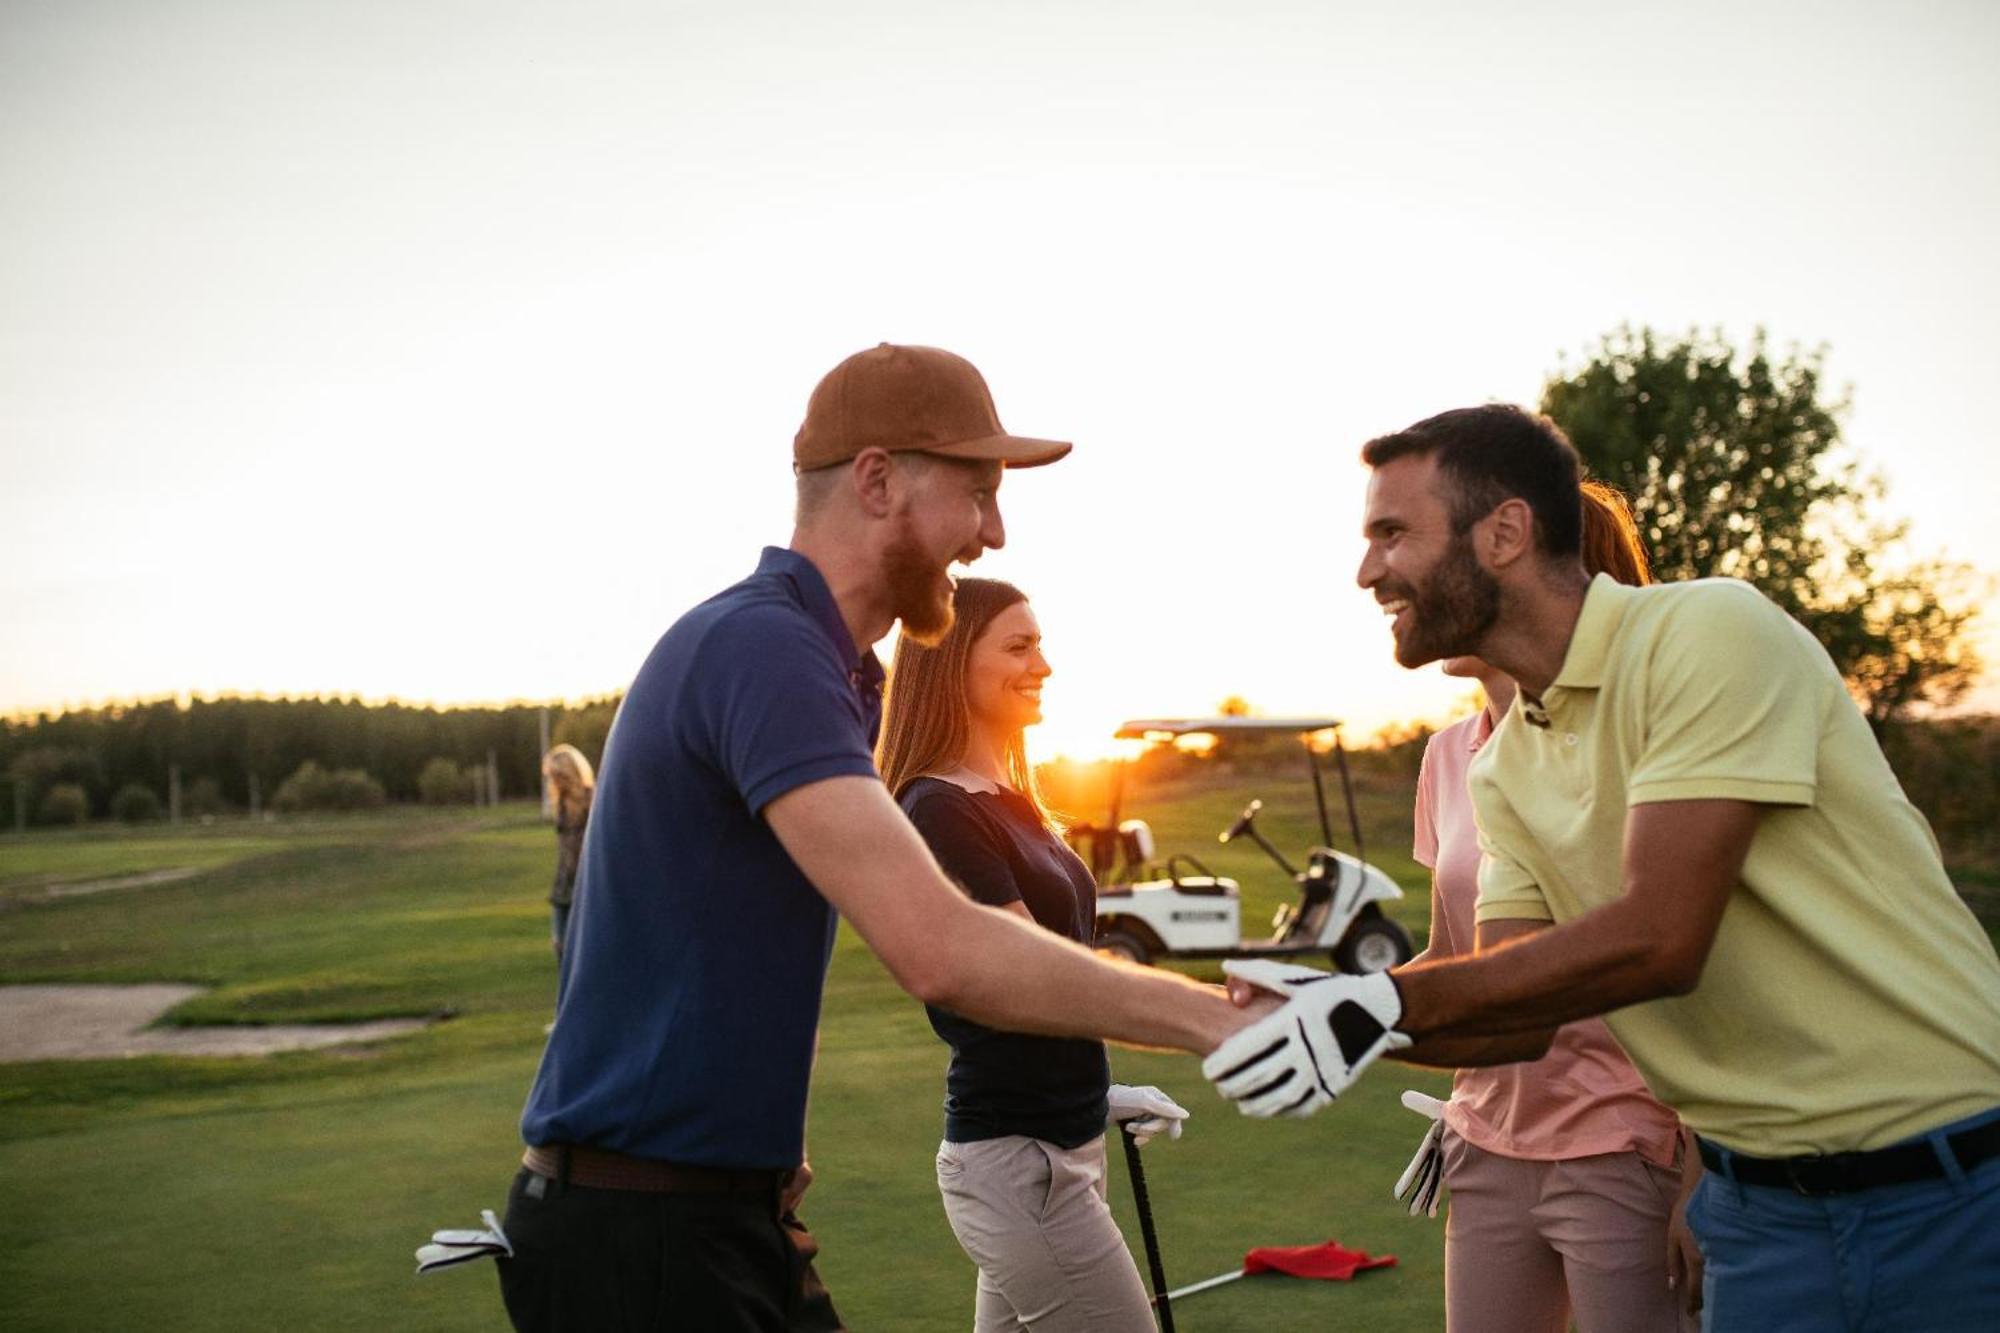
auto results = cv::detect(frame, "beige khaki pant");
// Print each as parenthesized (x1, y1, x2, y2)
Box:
(1442, 1128, 1697, 1333)
(935, 1134, 1156, 1332)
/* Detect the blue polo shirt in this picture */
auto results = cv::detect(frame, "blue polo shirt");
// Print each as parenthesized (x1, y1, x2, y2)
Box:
(520, 547, 885, 1169)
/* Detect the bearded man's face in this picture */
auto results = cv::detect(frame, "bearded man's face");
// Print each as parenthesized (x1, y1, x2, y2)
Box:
(1358, 454, 1501, 668)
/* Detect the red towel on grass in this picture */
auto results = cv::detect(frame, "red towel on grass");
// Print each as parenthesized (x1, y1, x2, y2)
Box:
(1242, 1240, 1397, 1281)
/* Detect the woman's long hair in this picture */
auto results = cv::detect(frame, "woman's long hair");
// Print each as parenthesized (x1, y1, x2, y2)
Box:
(541, 743, 596, 827)
(1580, 480, 1653, 585)
(876, 578, 1061, 829)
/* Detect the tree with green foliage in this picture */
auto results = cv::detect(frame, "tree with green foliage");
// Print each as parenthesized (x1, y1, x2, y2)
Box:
(1542, 327, 1984, 728)
(184, 776, 230, 817)
(551, 700, 617, 770)
(416, 757, 472, 806)
(270, 761, 387, 813)
(111, 783, 163, 823)
(38, 782, 90, 826)
(9, 746, 103, 812)
(0, 694, 621, 817)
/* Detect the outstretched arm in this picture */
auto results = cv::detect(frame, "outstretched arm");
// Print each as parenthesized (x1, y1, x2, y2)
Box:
(765, 775, 1263, 1056)
(1392, 798, 1761, 1039)
(1391, 919, 1558, 1067)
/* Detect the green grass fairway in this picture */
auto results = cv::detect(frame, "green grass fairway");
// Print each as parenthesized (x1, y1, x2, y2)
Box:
(0, 783, 1448, 1332)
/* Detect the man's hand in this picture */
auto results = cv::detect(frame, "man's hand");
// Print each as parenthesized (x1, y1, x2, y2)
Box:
(1107, 1083, 1189, 1147)
(1202, 960, 1411, 1117)
(781, 1159, 814, 1216)
(1667, 1127, 1705, 1316)
(1667, 1198, 1704, 1317)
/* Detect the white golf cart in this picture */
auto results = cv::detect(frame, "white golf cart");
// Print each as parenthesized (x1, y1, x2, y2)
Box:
(1078, 718, 1415, 975)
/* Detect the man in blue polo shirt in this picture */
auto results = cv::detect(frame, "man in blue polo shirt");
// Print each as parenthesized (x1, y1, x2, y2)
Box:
(498, 345, 1271, 1332)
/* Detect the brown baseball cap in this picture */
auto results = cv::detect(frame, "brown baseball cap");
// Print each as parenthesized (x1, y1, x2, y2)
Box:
(793, 343, 1072, 472)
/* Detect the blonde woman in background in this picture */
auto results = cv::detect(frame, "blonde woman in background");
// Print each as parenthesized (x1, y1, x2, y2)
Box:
(541, 744, 595, 960)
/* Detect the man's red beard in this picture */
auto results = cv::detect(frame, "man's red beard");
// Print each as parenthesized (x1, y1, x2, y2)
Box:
(883, 526, 955, 647)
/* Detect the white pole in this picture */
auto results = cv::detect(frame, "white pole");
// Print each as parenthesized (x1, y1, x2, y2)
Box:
(487, 750, 499, 807)
(539, 707, 552, 821)
(1163, 1269, 1246, 1302)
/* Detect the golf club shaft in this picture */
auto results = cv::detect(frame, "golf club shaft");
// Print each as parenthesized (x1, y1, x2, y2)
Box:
(1120, 1125, 1177, 1333)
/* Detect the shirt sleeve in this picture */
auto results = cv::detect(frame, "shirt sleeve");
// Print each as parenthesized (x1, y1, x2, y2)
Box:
(692, 609, 881, 814)
(1625, 584, 1823, 809)
(904, 789, 1022, 909)
(1412, 735, 1440, 871)
(1474, 826, 1553, 924)
(1468, 761, 1553, 924)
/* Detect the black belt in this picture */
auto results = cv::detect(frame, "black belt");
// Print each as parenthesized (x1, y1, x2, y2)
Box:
(1698, 1118, 2000, 1196)
(523, 1144, 788, 1197)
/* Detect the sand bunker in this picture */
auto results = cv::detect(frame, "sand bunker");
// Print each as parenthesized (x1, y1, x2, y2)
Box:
(38, 867, 206, 900)
(0, 984, 431, 1061)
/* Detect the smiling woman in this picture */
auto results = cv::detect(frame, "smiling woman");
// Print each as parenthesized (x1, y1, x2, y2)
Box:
(876, 578, 1182, 1333)
(877, 579, 1054, 820)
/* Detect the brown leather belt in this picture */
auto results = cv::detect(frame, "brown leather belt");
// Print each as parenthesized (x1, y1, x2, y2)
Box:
(523, 1143, 787, 1196)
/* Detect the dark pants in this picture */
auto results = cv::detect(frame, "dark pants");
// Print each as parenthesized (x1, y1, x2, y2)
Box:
(497, 1167, 844, 1332)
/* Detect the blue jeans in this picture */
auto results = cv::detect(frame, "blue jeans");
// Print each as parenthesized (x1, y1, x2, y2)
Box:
(1688, 1108, 2000, 1332)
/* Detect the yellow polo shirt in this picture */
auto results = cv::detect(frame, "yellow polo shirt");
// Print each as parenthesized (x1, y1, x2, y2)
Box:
(1470, 575, 2000, 1156)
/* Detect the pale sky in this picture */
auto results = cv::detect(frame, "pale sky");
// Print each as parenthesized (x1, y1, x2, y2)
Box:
(5, 0, 1997, 759)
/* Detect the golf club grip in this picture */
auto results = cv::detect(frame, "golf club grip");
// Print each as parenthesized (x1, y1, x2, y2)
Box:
(1120, 1125, 1177, 1333)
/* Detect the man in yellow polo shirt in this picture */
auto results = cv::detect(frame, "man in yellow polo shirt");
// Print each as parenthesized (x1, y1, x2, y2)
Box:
(1466, 571, 2000, 1160)
(1209, 403, 2000, 1331)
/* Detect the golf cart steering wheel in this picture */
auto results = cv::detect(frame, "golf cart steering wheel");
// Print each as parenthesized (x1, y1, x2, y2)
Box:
(1220, 799, 1263, 844)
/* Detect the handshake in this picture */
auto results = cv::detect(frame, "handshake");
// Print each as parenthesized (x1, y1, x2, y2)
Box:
(1201, 960, 1411, 1117)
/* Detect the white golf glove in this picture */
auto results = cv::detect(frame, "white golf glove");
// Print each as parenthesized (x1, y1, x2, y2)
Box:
(414, 1209, 512, 1274)
(1107, 1083, 1189, 1147)
(1202, 959, 1411, 1118)
(1394, 1090, 1447, 1218)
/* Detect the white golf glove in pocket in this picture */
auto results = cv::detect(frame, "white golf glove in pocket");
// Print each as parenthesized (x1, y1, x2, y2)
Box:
(1202, 960, 1411, 1118)
(1394, 1089, 1447, 1218)
(414, 1208, 512, 1274)
(1107, 1083, 1189, 1147)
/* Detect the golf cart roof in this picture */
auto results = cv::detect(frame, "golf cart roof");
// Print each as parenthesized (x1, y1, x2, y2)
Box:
(1115, 717, 1343, 740)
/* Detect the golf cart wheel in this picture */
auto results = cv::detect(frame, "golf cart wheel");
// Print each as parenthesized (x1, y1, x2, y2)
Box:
(1098, 928, 1154, 967)
(1332, 915, 1413, 975)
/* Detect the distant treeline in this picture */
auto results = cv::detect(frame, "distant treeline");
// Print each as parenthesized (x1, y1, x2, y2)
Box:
(1880, 714, 2000, 885)
(4, 696, 1994, 894)
(1, 695, 620, 823)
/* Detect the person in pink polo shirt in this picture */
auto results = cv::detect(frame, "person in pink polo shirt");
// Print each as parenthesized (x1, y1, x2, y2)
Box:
(1405, 482, 1701, 1333)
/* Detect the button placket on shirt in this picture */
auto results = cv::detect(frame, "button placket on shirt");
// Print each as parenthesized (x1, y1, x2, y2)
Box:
(1538, 689, 1594, 804)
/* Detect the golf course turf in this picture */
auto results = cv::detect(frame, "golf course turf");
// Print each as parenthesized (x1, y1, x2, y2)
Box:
(1, 787, 1450, 1330)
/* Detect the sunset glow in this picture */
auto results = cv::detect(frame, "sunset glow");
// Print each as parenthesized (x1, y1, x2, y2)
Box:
(4, 3, 1995, 729)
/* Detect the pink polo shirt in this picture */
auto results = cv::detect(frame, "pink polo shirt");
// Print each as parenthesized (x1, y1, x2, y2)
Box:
(1414, 709, 1681, 1167)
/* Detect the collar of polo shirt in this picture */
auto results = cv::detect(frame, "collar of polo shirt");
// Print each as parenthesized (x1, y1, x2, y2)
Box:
(1548, 574, 1639, 692)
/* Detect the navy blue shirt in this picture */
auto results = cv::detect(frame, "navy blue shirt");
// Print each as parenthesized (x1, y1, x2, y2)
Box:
(900, 777, 1111, 1148)
(520, 548, 885, 1169)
